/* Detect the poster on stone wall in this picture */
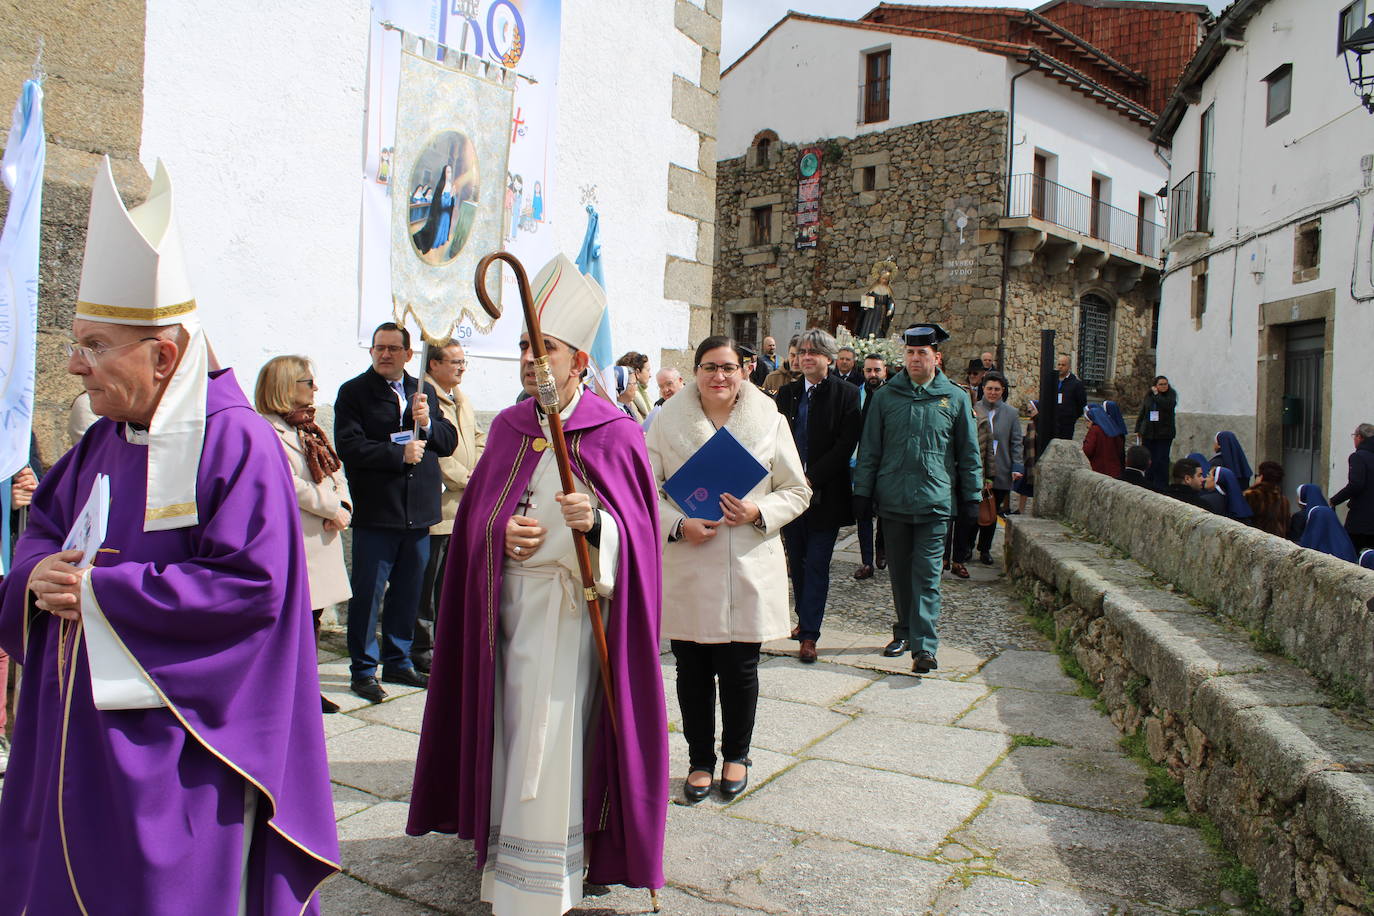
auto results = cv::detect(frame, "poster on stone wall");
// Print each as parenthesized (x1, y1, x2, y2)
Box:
(796, 147, 821, 250)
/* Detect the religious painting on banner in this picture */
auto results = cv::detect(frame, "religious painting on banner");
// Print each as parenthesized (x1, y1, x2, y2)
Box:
(390, 41, 513, 340)
(796, 146, 821, 250)
(360, 0, 562, 357)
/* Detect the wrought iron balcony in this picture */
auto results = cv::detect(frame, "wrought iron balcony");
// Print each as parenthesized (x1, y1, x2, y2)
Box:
(1167, 171, 1214, 242)
(1005, 173, 1163, 259)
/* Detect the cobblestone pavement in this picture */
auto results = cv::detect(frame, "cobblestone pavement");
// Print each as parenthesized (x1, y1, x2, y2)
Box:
(319, 521, 1233, 915)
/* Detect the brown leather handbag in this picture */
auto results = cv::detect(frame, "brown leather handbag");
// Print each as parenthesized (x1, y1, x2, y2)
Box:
(977, 493, 998, 526)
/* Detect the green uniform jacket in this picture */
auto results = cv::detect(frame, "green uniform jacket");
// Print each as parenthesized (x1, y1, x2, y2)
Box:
(853, 369, 983, 522)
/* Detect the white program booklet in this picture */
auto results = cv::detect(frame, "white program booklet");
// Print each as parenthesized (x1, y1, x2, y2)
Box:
(64, 474, 164, 710)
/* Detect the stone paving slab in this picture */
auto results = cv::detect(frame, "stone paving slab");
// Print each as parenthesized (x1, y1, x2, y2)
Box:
(334, 783, 383, 821)
(956, 688, 1123, 752)
(756, 655, 879, 706)
(730, 835, 953, 915)
(954, 794, 1220, 910)
(730, 759, 986, 856)
(659, 802, 803, 897)
(355, 689, 429, 734)
(336, 802, 480, 913)
(323, 709, 371, 739)
(748, 696, 852, 756)
(980, 745, 1161, 818)
(838, 674, 990, 725)
(319, 660, 425, 714)
(320, 875, 448, 915)
(835, 642, 989, 680)
(327, 724, 423, 801)
(808, 715, 1010, 786)
(966, 648, 1078, 694)
(930, 875, 1173, 916)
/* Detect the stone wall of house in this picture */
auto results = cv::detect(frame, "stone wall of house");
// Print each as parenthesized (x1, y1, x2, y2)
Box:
(1003, 262, 1157, 411)
(713, 111, 1008, 367)
(713, 109, 1156, 414)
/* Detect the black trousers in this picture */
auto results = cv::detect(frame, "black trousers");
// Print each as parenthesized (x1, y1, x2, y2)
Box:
(943, 511, 978, 565)
(976, 489, 1010, 554)
(671, 640, 761, 771)
(411, 532, 450, 661)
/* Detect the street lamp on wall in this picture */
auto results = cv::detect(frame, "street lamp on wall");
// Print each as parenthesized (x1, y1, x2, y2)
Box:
(1342, 14, 1374, 113)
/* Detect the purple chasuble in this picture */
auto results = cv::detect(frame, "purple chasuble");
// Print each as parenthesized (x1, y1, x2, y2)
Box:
(408, 392, 667, 889)
(0, 370, 340, 915)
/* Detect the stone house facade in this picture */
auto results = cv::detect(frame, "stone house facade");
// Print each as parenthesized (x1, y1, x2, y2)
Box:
(714, 110, 1158, 407)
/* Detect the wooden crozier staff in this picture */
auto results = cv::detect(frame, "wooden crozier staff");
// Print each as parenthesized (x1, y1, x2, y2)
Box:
(473, 251, 620, 739)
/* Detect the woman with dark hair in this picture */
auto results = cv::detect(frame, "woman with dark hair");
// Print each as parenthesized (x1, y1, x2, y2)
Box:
(646, 335, 810, 804)
(1244, 461, 1290, 536)
(412, 164, 455, 255)
(616, 351, 653, 421)
(1135, 376, 1177, 488)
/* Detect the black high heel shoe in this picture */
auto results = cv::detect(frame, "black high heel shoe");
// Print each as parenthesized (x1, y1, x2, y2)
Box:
(683, 768, 713, 803)
(718, 758, 751, 800)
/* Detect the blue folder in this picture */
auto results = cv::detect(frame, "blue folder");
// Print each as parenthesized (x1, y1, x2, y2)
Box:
(663, 426, 769, 519)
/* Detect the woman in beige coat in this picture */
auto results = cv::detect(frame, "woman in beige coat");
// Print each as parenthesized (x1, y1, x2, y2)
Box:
(646, 335, 810, 803)
(255, 355, 353, 713)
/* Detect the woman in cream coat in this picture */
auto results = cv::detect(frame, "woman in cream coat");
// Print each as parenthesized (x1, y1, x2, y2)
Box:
(255, 355, 353, 713)
(646, 335, 811, 803)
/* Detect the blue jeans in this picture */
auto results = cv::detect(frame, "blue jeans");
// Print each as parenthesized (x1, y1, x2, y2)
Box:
(347, 527, 430, 679)
(781, 521, 839, 641)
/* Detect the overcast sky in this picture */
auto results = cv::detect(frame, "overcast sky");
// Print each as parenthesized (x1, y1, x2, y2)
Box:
(721, 0, 1231, 69)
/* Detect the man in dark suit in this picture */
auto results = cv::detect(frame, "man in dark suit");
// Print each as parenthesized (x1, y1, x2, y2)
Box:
(335, 322, 458, 703)
(1121, 444, 1156, 490)
(750, 336, 778, 387)
(775, 328, 863, 663)
(852, 354, 888, 578)
(831, 346, 864, 387)
(1053, 353, 1087, 441)
(1331, 423, 1374, 552)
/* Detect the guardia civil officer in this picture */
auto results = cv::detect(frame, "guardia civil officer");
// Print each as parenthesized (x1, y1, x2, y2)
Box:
(852, 324, 981, 673)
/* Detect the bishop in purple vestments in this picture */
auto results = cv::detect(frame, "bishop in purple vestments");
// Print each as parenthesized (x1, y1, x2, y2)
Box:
(0, 157, 338, 915)
(408, 254, 667, 912)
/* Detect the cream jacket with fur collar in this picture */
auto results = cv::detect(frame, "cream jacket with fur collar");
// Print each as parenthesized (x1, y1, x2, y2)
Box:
(646, 380, 811, 643)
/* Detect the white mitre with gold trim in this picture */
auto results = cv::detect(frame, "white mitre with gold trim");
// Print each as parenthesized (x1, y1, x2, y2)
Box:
(77, 156, 208, 532)
(531, 253, 606, 353)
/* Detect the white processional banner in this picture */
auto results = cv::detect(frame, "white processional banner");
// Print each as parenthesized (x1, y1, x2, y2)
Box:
(361, 0, 561, 356)
(0, 80, 43, 484)
(391, 43, 513, 340)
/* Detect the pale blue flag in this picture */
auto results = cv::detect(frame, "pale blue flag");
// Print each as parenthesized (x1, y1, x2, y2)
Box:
(575, 205, 616, 397)
(0, 79, 45, 572)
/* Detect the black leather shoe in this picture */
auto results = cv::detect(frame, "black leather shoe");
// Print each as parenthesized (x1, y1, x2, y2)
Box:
(382, 667, 430, 688)
(979, 551, 994, 565)
(350, 676, 388, 704)
(913, 651, 939, 674)
(683, 769, 713, 804)
(719, 759, 751, 800)
(882, 638, 909, 658)
(321, 694, 340, 714)
(411, 652, 433, 674)
(875, 550, 887, 570)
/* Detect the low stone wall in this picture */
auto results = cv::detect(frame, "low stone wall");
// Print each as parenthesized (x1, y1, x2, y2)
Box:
(1009, 441, 1374, 914)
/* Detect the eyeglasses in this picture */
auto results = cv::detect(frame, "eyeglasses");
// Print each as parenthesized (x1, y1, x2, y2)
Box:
(64, 337, 159, 366)
(440, 359, 467, 368)
(697, 363, 741, 377)
(371, 344, 406, 354)
(797, 347, 826, 356)
(296, 378, 317, 387)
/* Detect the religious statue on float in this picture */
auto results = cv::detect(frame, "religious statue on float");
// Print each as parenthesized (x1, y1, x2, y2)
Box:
(856, 258, 897, 339)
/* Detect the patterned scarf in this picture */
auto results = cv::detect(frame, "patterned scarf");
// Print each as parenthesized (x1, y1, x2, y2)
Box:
(282, 406, 341, 484)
